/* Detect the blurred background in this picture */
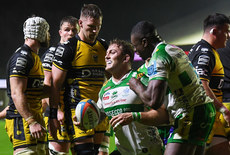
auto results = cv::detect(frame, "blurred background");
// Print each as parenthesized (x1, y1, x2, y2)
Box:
(0, 1, 230, 154)
(0, 0, 230, 109)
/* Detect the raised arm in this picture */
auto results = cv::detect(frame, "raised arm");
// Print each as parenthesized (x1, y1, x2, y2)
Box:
(129, 77, 167, 109)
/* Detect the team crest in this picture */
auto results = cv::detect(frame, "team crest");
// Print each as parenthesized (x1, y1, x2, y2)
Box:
(93, 54, 98, 62)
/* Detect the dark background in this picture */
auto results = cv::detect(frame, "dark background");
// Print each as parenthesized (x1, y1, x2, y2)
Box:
(0, 0, 229, 78)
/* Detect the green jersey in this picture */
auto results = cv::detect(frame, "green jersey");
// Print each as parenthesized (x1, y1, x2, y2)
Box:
(98, 70, 163, 155)
(148, 42, 213, 119)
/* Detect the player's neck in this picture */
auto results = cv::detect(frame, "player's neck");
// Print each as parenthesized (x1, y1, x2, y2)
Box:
(24, 39, 40, 54)
(78, 31, 95, 44)
(112, 69, 131, 83)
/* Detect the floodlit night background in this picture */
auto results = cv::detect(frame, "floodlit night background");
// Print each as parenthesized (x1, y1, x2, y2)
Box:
(0, 0, 230, 78)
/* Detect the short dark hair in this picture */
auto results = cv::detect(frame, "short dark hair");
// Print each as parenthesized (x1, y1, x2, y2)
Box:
(110, 39, 135, 63)
(131, 20, 162, 43)
(203, 13, 230, 30)
(59, 16, 79, 30)
(80, 4, 103, 19)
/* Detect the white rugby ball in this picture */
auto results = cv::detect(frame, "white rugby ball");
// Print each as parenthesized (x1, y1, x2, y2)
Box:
(75, 99, 100, 130)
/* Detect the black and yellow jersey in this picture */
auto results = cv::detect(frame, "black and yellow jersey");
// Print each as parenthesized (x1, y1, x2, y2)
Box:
(41, 44, 65, 115)
(41, 45, 57, 72)
(53, 34, 108, 108)
(188, 39, 224, 102)
(6, 44, 44, 118)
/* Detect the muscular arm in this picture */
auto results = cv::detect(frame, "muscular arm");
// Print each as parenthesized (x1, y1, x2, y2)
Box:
(10, 77, 33, 119)
(129, 77, 167, 109)
(49, 65, 67, 138)
(50, 66, 67, 109)
(201, 80, 226, 110)
(10, 77, 46, 138)
(110, 105, 169, 127)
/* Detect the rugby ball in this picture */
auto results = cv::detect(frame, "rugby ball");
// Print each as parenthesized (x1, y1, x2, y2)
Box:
(75, 99, 100, 130)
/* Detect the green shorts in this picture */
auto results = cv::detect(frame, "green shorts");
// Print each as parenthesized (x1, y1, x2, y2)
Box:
(167, 102, 216, 146)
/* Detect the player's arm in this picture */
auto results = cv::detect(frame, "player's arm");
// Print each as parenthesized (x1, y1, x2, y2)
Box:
(202, 80, 230, 125)
(49, 65, 67, 138)
(129, 78, 167, 110)
(110, 105, 169, 129)
(10, 77, 46, 138)
(41, 70, 52, 112)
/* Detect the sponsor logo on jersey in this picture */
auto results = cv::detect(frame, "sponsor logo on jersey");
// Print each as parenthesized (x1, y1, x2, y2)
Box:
(103, 96, 109, 100)
(112, 91, 118, 98)
(147, 64, 155, 76)
(198, 55, 210, 65)
(32, 79, 44, 88)
(93, 54, 98, 62)
(123, 88, 130, 96)
(44, 53, 54, 63)
(55, 46, 64, 57)
(103, 92, 110, 100)
(195, 67, 207, 76)
(20, 50, 27, 56)
(201, 48, 209, 52)
(104, 86, 111, 91)
(16, 57, 27, 68)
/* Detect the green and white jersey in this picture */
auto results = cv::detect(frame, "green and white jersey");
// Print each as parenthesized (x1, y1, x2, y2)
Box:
(148, 42, 213, 119)
(98, 70, 163, 155)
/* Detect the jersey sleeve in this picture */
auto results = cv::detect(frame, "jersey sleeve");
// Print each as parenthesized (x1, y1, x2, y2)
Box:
(9, 49, 33, 78)
(189, 47, 215, 81)
(41, 46, 56, 72)
(52, 42, 75, 71)
(147, 46, 173, 81)
(98, 38, 108, 50)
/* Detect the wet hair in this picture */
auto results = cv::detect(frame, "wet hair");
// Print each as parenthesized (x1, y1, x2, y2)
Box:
(110, 39, 135, 63)
(80, 4, 103, 19)
(131, 20, 162, 43)
(59, 16, 79, 31)
(203, 13, 230, 30)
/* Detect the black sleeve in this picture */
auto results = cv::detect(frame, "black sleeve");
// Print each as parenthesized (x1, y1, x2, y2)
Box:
(41, 46, 56, 71)
(53, 40, 76, 71)
(8, 48, 34, 77)
(189, 45, 215, 81)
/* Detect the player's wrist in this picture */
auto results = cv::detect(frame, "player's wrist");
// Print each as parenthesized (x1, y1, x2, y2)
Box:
(99, 141, 109, 153)
(25, 116, 36, 125)
(132, 112, 141, 121)
(219, 106, 229, 115)
(50, 107, 58, 119)
(29, 121, 38, 127)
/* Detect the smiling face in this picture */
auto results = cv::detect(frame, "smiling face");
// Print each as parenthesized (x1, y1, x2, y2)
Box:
(105, 44, 126, 74)
(78, 16, 102, 44)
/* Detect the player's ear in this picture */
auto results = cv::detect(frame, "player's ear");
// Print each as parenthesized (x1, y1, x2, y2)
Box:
(142, 38, 148, 48)
(123, 54, 130, 63)
(209, 28, 218, 35)
(78, 19, 83, 28)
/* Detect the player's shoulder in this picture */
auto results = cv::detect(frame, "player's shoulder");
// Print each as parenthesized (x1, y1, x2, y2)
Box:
(97, 37, 108, 50)
(13, 44, 33, 60)
(191, 40, 213, 53)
